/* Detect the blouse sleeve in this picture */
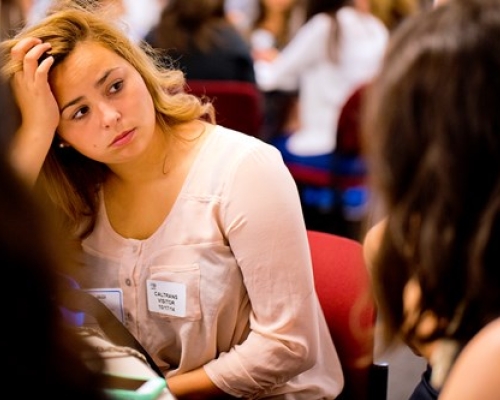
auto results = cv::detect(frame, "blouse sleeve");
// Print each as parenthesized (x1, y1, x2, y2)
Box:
(203, 142, 324, 397)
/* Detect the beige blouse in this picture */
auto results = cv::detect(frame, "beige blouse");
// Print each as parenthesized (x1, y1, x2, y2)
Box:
(79, 126, 343, 399)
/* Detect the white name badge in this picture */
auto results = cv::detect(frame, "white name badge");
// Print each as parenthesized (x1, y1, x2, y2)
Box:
(146, 280, 186, 317)
(84, 288, 125, 323)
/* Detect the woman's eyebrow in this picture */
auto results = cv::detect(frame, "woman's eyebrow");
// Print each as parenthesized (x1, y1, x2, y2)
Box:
(95, 67, 119, 89)
(60, 68, 120, 113)
(60, 96, 84, 113)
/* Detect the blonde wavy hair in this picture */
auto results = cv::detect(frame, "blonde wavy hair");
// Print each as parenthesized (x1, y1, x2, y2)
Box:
(0, 5, 215, 238)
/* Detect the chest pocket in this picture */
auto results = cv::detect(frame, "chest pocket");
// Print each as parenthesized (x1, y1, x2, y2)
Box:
(147, 264, 201, 321)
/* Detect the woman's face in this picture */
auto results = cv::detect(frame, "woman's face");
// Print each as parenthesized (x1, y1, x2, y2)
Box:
(50, 41, 157, 165)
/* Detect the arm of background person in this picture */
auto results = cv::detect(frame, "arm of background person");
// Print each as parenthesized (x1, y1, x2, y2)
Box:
(253, 14, 330, 92)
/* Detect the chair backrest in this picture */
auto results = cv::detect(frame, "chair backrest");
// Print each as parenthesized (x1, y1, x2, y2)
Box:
(185, 80, 264, 138)
(307, 230, 388, 400)
(336, 84, 366, 156)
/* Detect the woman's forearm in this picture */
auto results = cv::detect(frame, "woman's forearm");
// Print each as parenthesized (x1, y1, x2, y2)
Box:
(167, 367, 235, 400)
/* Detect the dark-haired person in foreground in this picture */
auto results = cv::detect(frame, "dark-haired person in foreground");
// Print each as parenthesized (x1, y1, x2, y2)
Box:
(363, 0, 500, 399)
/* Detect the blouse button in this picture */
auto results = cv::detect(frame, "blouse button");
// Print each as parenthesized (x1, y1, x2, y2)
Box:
(125, 278, 132, 286)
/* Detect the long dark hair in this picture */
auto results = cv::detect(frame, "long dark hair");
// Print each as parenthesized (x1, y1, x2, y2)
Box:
(149, 0, 233, 53)
(363, 0, 500, 350)
(304, 0, 351, 62)
(252, 0, 297, 49)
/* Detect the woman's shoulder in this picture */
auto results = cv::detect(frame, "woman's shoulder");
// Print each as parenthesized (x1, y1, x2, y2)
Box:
(207, 126, 280, 159)
(439, 318, 500, 400)
(475, 317, 500, 341)
(186, 126, 287, 194)
(458, 318, 500, 364)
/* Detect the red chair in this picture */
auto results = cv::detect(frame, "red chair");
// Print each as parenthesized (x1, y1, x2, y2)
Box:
(307, 230, 388, 400)
(185, 80, 264, 138)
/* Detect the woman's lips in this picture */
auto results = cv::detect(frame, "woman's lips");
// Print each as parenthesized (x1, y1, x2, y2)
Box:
(111, 129, 135, 146)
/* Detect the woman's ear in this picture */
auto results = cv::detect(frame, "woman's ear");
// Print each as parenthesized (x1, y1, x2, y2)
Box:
(56, 134, 70, 149)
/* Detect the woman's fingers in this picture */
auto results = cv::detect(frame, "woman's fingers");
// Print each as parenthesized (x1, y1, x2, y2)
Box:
(24, 42, 52, 65)
(10, 37, 43, 61)
(17, 41, 53, 80)
(11, 37, 54, 79)
(10, 37, 60, 134)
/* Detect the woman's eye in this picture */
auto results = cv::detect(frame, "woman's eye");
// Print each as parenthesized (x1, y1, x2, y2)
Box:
(72, 106, 90, 120)
(110, 80, 124, 94)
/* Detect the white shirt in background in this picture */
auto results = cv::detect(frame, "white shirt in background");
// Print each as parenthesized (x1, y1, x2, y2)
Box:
(255, 7, 388, 156)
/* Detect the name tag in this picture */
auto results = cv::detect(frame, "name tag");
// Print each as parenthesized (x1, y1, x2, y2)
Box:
(84, 288, 125, 323)
(146, 280, 186, 317)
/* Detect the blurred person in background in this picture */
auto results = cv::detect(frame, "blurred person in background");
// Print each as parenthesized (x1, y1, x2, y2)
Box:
(254, 0, 388, 173)
(225, 0, 258, 35)
(145, 0, 255, 83)
(1, 0, 34, 38)
(32, 0, 163, 42)
(250, 0, 303, 52)
(121, 0, 166, 43)
(249, 0, 305, 142)
(47, 0, 127, 28)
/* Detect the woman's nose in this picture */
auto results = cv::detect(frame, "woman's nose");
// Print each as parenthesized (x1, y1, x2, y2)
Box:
(99, 102, 121, 128)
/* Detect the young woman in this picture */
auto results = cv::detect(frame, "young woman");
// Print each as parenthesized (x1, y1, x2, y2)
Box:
(1, 5, 343, 399)
(362, 0, 500, 398)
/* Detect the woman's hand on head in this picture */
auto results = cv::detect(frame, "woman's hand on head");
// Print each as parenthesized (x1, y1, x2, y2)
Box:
(8, 37, 62, 187)
(10, 37, 60, 138)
